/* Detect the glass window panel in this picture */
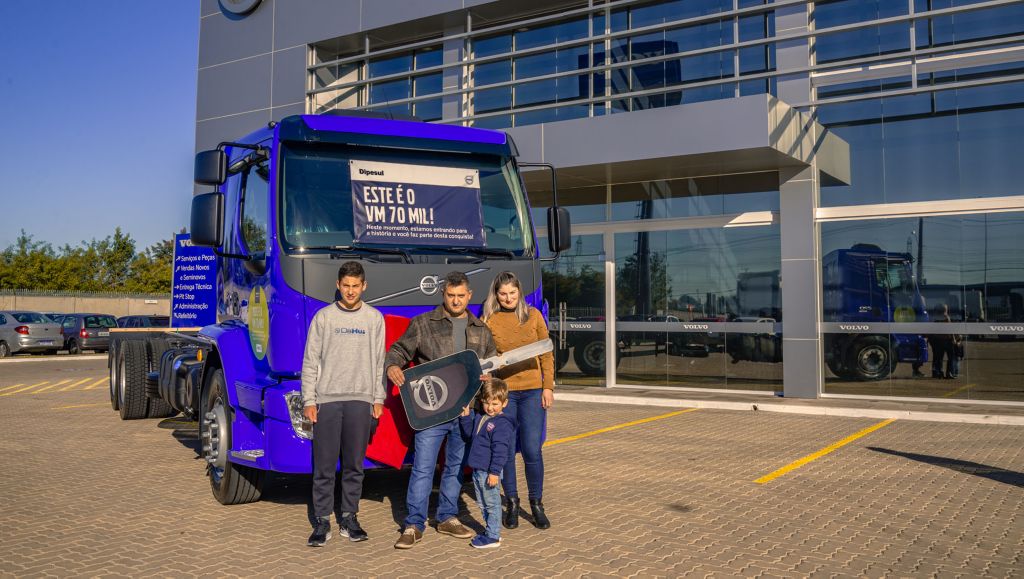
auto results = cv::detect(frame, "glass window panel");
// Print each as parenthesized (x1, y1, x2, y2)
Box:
(472, 114, 512, 129)
(681, 50, 734, 82)
(414, 98, 442, 122)
(633, 90, 682, 110)
(682, 83, 733, 104)
(814, 0, 907, 29)
(610, 38, 630, 63)
(739, 78, 769, 96)
(368, 53, 413, 78)
(474, 85, 512, 113)
(414, 47, 443, 69)
(514, 17, 588, 51)
(528, 183, 606, 225)
(814, 23, 909, 64)
(821, 214, 1024, 401)
(631, 32, 666, 59)
(593, 12, 605, 35)
(665, 19, 731, 51)
(611, 173, 778, 220)
(515, 78, 557, 108)
(611, 8, 629, 33)
(369, 78, 411, 104)
(474, 60, 512, 87)
(515, 103, 589, 127)
(474, 34, 512, 58)
(925, 5, 1024, 47)
(413, 72, 442, 96)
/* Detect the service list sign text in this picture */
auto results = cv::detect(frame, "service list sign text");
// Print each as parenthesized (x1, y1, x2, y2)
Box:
(350, 160, 485, 247)
(171, 233, 217, 328)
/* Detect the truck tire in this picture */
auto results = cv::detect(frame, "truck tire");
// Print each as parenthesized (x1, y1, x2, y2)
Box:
(572, 338, 619, 376)
(118, 340, 149, 420)
(108, 341, 120, 411)
(553, 343, 569, 372)
(846, 336, 895, 381)
(145, 339, 177, 418)
(200, 368, 263, 505)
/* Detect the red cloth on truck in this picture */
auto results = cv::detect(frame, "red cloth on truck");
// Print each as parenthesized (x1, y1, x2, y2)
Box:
(364, 314, 414, 468)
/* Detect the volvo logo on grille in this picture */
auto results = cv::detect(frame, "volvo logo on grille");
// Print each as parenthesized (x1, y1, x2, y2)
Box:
(410, 375, 449, 411)
(839, 324, 870, 331)
(419, 275, 442, 296)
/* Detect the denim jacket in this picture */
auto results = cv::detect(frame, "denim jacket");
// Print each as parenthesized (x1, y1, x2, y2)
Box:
(385, 305, 497, 369)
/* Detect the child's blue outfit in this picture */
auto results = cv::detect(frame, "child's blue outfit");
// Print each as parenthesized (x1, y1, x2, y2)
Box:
(460, 409, 515, 544)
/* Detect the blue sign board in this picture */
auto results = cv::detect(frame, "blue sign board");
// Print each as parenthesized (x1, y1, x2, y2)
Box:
(171, 233, 217, 328)
(350, 159, 485, 247)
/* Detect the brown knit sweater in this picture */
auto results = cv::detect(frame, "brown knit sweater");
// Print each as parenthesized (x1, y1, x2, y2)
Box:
(485, 308, 555, 391)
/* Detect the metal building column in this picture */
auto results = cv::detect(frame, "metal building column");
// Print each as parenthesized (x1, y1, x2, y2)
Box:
(441, 24, 466, 122)
(775, 2, 822, 398)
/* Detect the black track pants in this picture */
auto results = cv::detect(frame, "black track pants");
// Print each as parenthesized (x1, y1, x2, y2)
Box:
(311, 400, 373, 517)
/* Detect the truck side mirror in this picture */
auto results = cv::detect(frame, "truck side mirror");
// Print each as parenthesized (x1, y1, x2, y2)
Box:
(195, 150, 227, 186)
(190, 192, 224, 247)
(547, 207, 572, 253)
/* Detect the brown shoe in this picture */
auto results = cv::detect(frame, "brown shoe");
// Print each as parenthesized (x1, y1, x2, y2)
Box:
(394, 527, 422, 549)
(436, 518, 473, 539)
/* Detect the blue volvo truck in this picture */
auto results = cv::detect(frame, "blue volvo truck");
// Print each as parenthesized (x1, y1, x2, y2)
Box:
(109, 113, 570, 504)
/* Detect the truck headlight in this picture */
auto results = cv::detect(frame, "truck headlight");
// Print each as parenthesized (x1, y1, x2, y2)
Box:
(285, 391, 313, 440)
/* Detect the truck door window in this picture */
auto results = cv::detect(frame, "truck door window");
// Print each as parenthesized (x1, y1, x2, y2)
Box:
(240, 162, 270, 254)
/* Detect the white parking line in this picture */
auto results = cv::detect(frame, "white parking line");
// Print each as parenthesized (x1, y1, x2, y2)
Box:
(0, 354, 107, 364)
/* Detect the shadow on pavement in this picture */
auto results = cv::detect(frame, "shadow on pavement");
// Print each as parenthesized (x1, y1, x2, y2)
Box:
(869, 447, 1024, 488)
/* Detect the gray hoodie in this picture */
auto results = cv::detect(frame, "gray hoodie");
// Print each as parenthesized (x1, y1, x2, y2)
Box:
(301, 302, 386, 407)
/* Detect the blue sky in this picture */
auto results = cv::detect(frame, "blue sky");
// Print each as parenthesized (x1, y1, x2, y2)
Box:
(0, 1, 199, 252)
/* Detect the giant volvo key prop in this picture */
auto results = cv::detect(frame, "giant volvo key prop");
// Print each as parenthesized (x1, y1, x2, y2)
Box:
(399, 339, 554, 430)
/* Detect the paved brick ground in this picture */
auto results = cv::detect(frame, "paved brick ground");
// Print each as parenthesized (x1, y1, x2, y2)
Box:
(1, 359, 1022, 577)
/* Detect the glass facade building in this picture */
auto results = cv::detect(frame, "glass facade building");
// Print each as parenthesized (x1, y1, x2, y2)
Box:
(197, 0, 1024, 404)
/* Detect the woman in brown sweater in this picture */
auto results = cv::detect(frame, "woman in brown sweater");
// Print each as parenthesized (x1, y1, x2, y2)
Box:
(481, 271, 555, 530)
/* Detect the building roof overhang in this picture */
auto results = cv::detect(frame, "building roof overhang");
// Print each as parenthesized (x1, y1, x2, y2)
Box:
(509, 95, 850, 193)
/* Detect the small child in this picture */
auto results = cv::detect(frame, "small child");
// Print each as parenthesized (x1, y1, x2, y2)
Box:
(459, 378, 516, 549)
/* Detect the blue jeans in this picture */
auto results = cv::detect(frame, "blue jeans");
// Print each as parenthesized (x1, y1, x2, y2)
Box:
(500, 388, 546, 500)
(404, 418, 466, 531)
(472, 470, 502, 540)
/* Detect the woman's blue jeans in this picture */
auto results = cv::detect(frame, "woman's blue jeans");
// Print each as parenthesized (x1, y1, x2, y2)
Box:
(500, 388, 546, 500)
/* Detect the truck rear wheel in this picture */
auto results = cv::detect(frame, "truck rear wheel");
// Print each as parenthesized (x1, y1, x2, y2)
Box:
(118, 340, 149, 420)
(572, 338, 619, 376)
(200, 368, 263, 505)
(108, 341, 120, 411)
(846, 336, 895, 381)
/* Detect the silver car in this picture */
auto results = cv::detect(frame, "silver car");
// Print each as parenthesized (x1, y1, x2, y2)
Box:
(0, 311, 62, 357)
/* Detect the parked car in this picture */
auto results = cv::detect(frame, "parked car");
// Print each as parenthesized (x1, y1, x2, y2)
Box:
(59, 313, 118, 354)
(0, 311, 62, 357)
(42, 312, 67, 324)
(116, 315, 171, 328)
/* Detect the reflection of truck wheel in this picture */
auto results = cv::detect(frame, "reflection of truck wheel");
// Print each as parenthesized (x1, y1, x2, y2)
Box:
(118, 340, 149, 420)
(826, 358, 857, 379)
(847, 337, 895, 381)
(201, 368, 264, 505)
(109, 341, 120, 411)
(573, 338, 618, 376)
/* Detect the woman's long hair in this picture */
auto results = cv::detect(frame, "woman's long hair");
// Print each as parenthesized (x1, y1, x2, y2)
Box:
(482, 271, 530, 324)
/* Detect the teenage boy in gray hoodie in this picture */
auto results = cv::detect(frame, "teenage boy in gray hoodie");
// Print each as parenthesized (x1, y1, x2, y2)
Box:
(302, 261, 386, 547)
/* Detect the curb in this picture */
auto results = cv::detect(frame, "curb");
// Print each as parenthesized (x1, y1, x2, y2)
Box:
(556, 393, 1024, 426)
(0, 354, 107, 364)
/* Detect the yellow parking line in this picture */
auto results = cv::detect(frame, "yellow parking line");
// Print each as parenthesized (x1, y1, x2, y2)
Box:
(0, 381, 49, 397)
(32, 379, 72, 393)
(59, 377, 95, 392)
(941, 382, 974, 398)
(84, 377, 109, 390)
(0, 383, 25, 392)
(54, 402, 108, 410)
(544, 408, 698, 448)
(754, 418, 896, 484)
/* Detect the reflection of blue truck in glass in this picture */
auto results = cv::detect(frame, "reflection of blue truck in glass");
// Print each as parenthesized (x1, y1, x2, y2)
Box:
(821, 243, 928, 380)
(108, 113, 570, 505)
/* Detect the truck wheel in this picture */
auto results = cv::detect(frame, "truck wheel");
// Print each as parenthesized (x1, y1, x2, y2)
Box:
(68, 339, 81, 355)
(108, 342, 120, 411)
(118, 340, 149, 420)
(826, 358, 854, 379)
(573, 338, 619, 376)
(200, 368, 263, 505)
(0, 341, 9, 358)
(145, 339, 177, 418)
(847, 337, 895, 381)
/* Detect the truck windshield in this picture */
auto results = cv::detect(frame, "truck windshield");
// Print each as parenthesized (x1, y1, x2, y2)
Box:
(874, 258, 916, 304)
(280, 142, 533, 256)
